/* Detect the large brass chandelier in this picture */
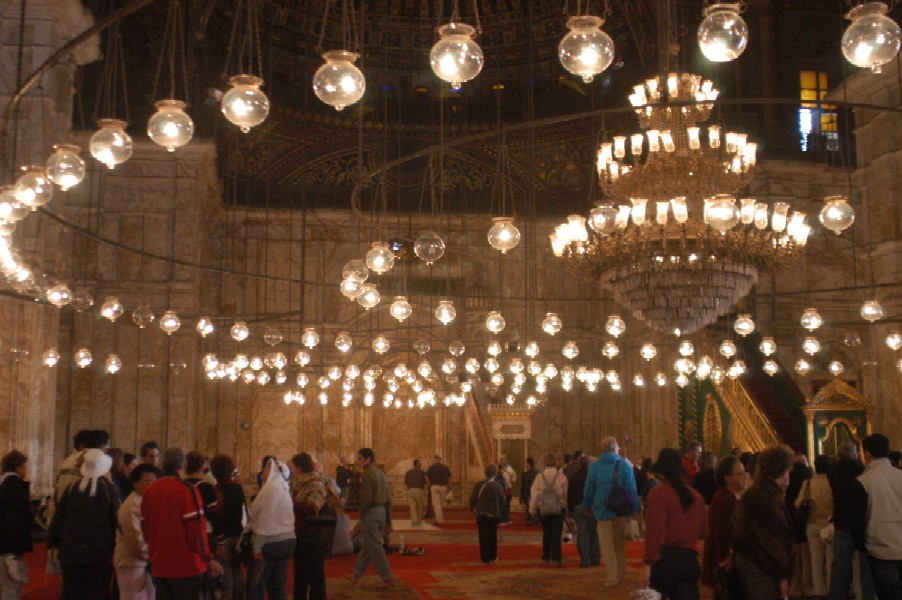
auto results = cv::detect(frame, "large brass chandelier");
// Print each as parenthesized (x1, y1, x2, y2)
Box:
(552, 73, 810, 335)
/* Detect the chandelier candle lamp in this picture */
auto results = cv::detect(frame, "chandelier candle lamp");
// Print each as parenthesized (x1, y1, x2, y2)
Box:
(552, 74, 809, 334)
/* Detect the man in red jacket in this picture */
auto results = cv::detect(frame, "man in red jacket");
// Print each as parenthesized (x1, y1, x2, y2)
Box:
(141, 448, 222, 600)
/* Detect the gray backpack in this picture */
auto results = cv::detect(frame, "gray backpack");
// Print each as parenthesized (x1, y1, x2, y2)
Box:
(539, 472, 562, 515)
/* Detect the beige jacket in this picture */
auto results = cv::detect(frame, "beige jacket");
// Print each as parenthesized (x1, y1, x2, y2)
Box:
(796, 474, 834, 527)
(113, 492, 148, 569)
(529, 468, 568, 516)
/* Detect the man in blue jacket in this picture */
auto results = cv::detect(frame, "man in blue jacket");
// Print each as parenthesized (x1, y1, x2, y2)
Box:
(581, 437, 639, 587)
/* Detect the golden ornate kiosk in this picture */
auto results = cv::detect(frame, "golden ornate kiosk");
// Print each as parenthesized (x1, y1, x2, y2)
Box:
(803, 380, 873, 460)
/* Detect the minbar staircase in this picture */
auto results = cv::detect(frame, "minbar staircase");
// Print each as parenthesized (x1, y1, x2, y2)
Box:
(734, 332, 807, 451)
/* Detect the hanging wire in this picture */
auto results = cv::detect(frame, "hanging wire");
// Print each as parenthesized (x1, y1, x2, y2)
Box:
(151, 0, 190, 101)
(93, 22, 131, 123)
(223, 0, 264, 78)
(317, 0, 359, 54)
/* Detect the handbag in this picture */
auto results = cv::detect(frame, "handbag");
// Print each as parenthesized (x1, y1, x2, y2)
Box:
(793, 480, 812, 542)
(606, 460, 637, 517)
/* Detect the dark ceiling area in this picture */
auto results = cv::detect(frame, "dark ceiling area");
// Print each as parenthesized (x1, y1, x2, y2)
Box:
(73, 0, 872, 216)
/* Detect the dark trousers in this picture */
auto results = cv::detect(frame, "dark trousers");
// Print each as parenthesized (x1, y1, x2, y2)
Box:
(649, 545, 701, 600)
(61, 562, 112, 600)
(500, 493, 511, 523)
(574, 510, 600, 567)
(733, 552, 780, 600)
(247, 539, 296, 600)
(830, 528, 875, 600)
(152, 575, 204, 600)
(868, 556, 902, 600)
(476, 516, 500, 563)
(538, 513, 565, 564)
(294, 528, 327, 600)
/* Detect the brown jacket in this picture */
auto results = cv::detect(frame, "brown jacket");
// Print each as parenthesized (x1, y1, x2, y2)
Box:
(730, 479, 794, 580)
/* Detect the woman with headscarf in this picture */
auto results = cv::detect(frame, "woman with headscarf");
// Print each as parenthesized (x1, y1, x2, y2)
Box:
(640, 448, 708, 600)
(246, 457, 296, 600)
(48, 448, 121, 600)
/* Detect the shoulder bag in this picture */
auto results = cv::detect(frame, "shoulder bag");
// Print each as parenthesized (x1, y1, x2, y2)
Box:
(605, 460, 637, 517)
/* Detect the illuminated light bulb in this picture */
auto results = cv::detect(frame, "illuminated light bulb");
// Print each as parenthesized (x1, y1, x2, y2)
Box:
(389, 296, 412, 321)
(241, 370, 256, 384)
(342, 259, 369, 283)
(234, 354, 250, 370)
(365, 241, 395, 274)
(256, 371, 270, 385)
(363, 392, 374, 407)
(558, 15, 615, 83)
(418, 361, 433, 378)
(842, 2, 901, 73)
(707, 194, 741, 233)
(675, 373, 690, 388)
(328, 366, 342, 381)
(465, 358, 480, 374)
(340, 277, 361, 300)
(442, 358, 458, 374)
(429, 22, 484, 90)
(678, 341, 695, 357)
(147, 99, 194, 152)
(544, 364, 558, 379)
(562, 341, 579, 360)
(75, 348, 93, 368)
(762, 359, 780, 376)
(487, 217, 521, 254)
(46, 283, 71, 307)
(674, 357, 696, 375)
(800, 308, 823, 332)
(696, 356, 714, 380)
(42, 347, 60, 367)
(313, 51, 366, 111)
(802, 337, 822, 356)
(698, 3, 749, 62)
(100, 297, 124, 321)
(733, 314, 755, 337)
(795, 358, 812, 376)
(640, 343, 657, 361)
(542, 312, 563, 335)
(509, 358, 524, 374)
(90, 119, 133, 169)
(710, 366, 725, 384)
(14, 166, 53, 209)
(886, 332, 902, 351)
(221, 74, 269, 132)
(301, 328, 320, 349)
(484, 357, 499, 373)
(45, 144, 86, 190)
(230, 321, 250, 342)
(335, 332, 353, 353)
(296, 373, 309, 388)
(524, 341, 540, 358)
(355, 283, 381, 310)
(202, 353, 219, 371)
(486, 340, 502, 357)
(414, 231, 446, 265)
(435, 300, 457, 325)
(819, 195, 855, 235)
(159, 311, 180, 335)
(633, 375, 645, 387)
(196, 316, 215, 337)
(602, 341, 620, 359)
(588, 204, 618, 234)
(861, 300, 884, 322)
(485, 311, 506, 333)
(318, 391, 329, 405)
(655, 372, 668, 386)
(828, 360, 845, 376)
(249, 356, 263, 371)
(449, 341, 466, 356)
(372, 335, 391, 354)
(294, 351, 311, 367)
(605, 314, 626, 337)
(104, 354, 122, 374)
(759, 337, 778, 356)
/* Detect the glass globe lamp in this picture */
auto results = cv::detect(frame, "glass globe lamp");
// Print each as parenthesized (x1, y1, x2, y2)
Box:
(762, 359, 779, 376)
(42, 347, 60, 367)
(249, 356, 264, 371)
(147, 99, 194, 152)
(678, 341, 695, 357)
(14, 166, 53, 209)
(464, 358, 480, 373)
(887, 332, 902, 351)
(356, 283, 381, 310)
(261, 328, 282, 346)
(675, 373, 691, 388)
(129, 305, 153, 328)
(0, 186, 28, 224)
(733, 314, 755, 337)
(542, 312, 562, 335)
(365, 242, 395, 274)
(231, 321, 250, 342)
(697, 356, 714, 379)
(800, 307, 823, 331)
(342, 259, 369, 282)
(430, 22, 484, 90)
(313, 51, 366, 111)
(558, 16, 615, 83)
(449, 340, 465, 356)
(842, 2, 901, 73)
(46, 283, 71, 307)
(414, 231, 445, 265)
(524, 341, 540, 357)
(159, 310, 181, 335)
(562, 341, 579, 359)
(75, 348, 93, 368)
(100, 297, 123, 321)
(486, 340, 502, 357)
(730, 359, 747, 377)
(487, 217, 521, 254)
(588, 204, 618, 234)
(759, 337, 778, 356)
(221, 75, 269, 133)
(605, 314, 626, 337)
(274, 371, 287, 385)
(335, 331, 353, 353)
(202, 353, 219, 371)
(640, 343, 657, 361)
(45, 144, 86, 191)
(795, 358, 812, 376)
(802, 337, 822, 356)
(698, 3, 748, 62)
(602, 341, 619, 359)
(294, 351, 311, 367)
(710, 366, 726, 384)
(674, 358, 696, 375)
(90, 119, 133, 169)
(104, 354, 122, 374)
(655, 372, 668, 386)
(233, 354, 250, 370)
(819, 195, 855, 235)
(435, 300, 456, 325)
(69, 287, 94, 312)
(707, 195, 741, 233)
(442, 358, 458, 374)
(485, 311, 505, 333)
(845, 332, 863, 347)
(861, 300, 884, 322)
(828, 360, 845, 376)
(296, 373, 309, 388)
(389, 296, 412, 321)
(372, 335, 390, 354)
(719, 340, 737, 358)
(196, 316, 215, 337)
(340, 277, 361, 300)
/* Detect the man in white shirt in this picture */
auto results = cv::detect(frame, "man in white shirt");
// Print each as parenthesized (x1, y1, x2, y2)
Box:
(498, 455, 516, 525)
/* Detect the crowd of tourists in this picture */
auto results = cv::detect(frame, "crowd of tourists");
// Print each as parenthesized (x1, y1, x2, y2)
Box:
(1, 429, 901, 600)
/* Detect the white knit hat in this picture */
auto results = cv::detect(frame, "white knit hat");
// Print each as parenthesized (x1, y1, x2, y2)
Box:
(80, 448, 112, 479)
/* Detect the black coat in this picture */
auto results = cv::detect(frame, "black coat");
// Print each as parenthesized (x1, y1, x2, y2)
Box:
(48, 477, 119, 566)
(0, 474, 33, 555)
